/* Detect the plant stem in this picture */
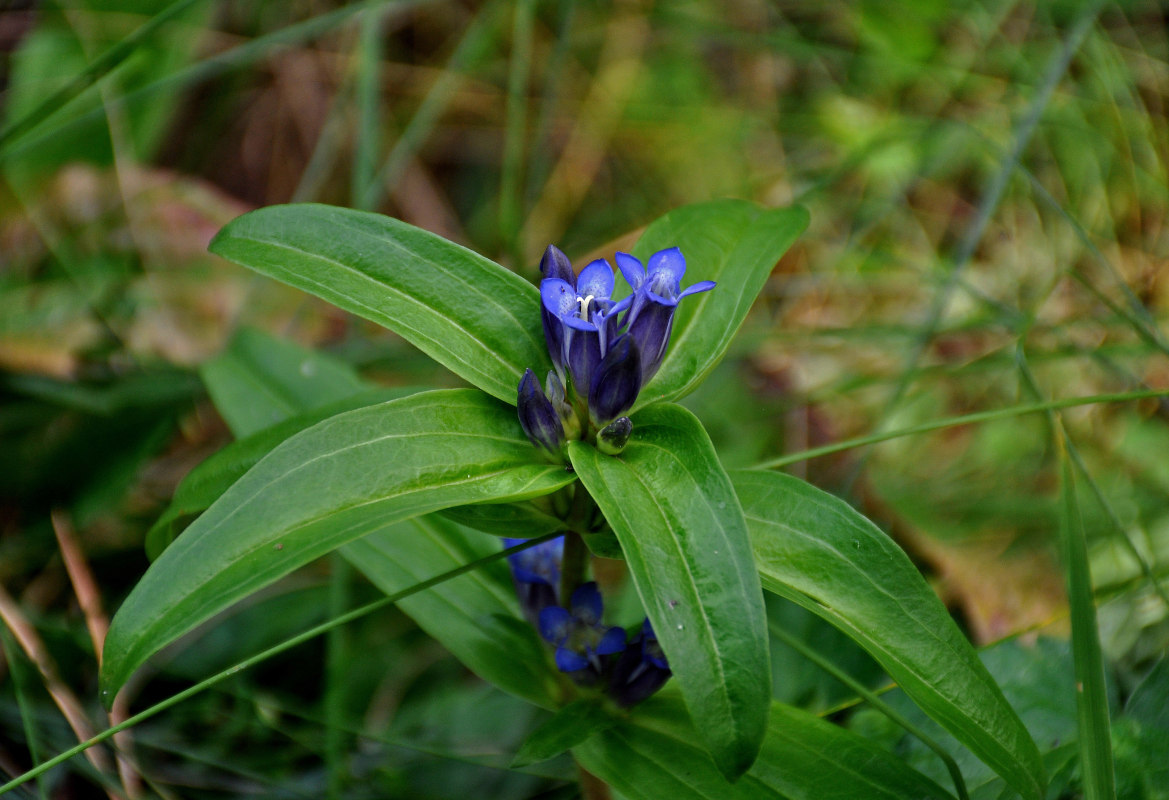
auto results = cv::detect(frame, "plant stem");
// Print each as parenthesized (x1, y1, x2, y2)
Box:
(559, 530, 589, 607)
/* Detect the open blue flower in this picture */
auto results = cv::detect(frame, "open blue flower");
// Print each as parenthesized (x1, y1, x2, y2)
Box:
(615, 248, 716, 383)
(540, 258, 623, 397)
(504, 536, 563, 624)
(538, 582, 626, 673)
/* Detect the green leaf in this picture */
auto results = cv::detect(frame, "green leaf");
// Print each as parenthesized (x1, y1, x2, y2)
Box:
(573, 693, 955, 800)
(568, 404, 770, 779)
(438, 499, 565, 538)
(342, 515, 557, 708)
(629, 200, 808, 409)
(199, 326, 370, 437)
(145, 387, 413, 560)
(101, 389, 575, 699)
(209, 204, 549, 403)
(733, 469, 1046, 800)
(511, 699, 614, 767)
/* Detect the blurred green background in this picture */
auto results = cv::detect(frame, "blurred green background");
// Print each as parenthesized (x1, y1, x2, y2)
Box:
(2, 0, 1168, 796)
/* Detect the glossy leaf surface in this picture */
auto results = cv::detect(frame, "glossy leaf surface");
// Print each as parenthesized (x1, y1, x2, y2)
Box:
(733, 469, 1045, 800)
(568, 404, 769, 779)
(145, 388, 410, 560)
(209, 204, 549, 403)
(573, 693, 955, 800)
(102, 389, 575, 698)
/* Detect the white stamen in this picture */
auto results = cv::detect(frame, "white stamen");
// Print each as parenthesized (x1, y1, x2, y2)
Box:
(578, 294, 594, 320)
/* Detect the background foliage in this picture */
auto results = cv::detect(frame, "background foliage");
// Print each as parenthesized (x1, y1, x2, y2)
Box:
(2, 0, 1168, 797)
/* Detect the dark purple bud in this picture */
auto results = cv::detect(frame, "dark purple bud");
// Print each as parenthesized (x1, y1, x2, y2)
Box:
(517, 368, 565, 454)
(624, 300, 675, 385)
(588, 334, 642, 426)
(540, 244, 575, 283)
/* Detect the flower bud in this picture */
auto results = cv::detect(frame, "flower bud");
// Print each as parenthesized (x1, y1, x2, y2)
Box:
(517, 368, 565, 454)
(597, 417, 632, 455)
(588, 335, 642, 426)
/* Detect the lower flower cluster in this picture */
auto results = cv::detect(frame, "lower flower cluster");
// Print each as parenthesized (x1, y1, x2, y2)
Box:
(504, 537, 671, 707)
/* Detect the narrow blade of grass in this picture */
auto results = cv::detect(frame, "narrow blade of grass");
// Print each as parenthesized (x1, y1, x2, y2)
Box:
(1057, 426, 1117, 800)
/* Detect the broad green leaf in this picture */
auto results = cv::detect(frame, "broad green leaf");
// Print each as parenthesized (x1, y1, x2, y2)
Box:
(101, 389, 575, 698)
(573, 692, 955, 800)
(733, 469, 1045, 800)
(510, 699, 613, 767)
(438, 500, 565, 538)
(209, 204, 549, 403)
(199, 326, 370, 437)
(629, 200, 809, 409)
(342, 515, 557, 708)
(145, 387, 413, 560)
(568, 404, 769, 779)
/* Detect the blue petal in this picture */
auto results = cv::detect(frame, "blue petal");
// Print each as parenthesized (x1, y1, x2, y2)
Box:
(625, 301, 676, 384)
(645, 288, 679, 307)
(678, 280, 716, 299)
(562, 314, 599, 332)
(538, 606, 573, 645)
(565, 325, 603, 397)
(570, 582, 604, 625)
(615, 252, 645, 289)
(540, 244, 575, 283)
(577, 259, 615, 302)
(555, 646, 590, 673)
(596, 626, 627, 656)
(540, 279, 577, 319)
(647, 247, 686, 284)
(507, 535, 563, 586)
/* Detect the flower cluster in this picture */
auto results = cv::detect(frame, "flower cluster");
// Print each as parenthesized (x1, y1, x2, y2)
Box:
(518, 245, 715, 455)
(504, 537, 672, 707)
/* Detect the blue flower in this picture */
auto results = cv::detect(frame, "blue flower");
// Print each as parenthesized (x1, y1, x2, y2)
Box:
(504, 536, 564, 624)
(608, 618, 672, 707)
(540, 258, 622, 397)
(538, 582, 626, 674)
(520, 243, 714, 452)
(615, 248, 716, 383)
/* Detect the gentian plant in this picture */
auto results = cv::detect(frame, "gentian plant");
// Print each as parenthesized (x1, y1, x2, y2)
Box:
(94, 199, 1049, 799)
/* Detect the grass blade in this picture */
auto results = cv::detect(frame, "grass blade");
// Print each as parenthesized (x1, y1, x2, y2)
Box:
(1056, 425, 1117, 800)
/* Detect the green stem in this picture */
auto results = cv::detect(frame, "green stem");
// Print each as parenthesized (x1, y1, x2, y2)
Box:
(753, 387, 1169, 470)
(559, 530, 589, 607)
